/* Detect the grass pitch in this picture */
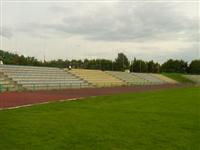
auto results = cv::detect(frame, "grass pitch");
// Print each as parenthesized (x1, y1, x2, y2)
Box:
(0, 86, 199, 150)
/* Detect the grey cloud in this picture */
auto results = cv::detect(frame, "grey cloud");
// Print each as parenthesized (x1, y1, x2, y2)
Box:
(13, 2, 198, 43)
(43, 2, 198, 42)
(16, 23, 71, 39)
(0, 27, 13, 38)
(175, 44, 200, 61)
(2, 1, 198, 63)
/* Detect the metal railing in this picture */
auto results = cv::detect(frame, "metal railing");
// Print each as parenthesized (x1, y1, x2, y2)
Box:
(0, 81, 167, 93)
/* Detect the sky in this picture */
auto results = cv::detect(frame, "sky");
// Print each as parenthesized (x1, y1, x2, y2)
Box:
(0, 0, 199, 63)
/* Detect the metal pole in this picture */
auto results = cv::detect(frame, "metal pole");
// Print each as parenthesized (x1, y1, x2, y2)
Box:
(0, 84, 2, 93)
(112, 61, 113, 71)
(132, 61, 134, 72)
(123, 55, 124, 71)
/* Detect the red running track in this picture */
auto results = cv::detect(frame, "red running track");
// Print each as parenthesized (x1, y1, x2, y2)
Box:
(0, 84, 188, 109)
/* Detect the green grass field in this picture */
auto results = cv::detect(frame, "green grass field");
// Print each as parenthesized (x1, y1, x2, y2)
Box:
(0, 86, 199, 150)
(162, 73, 194, 83)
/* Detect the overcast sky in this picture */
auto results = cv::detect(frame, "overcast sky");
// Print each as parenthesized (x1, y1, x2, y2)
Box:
(0, 0, 199, 63)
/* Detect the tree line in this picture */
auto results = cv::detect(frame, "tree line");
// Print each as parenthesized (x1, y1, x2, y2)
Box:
(0, 50, 199, 74)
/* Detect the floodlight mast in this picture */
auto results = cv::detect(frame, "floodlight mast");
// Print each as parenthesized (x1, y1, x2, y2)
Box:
(112, 61, 113, 71)
(123, 55, 124, 71)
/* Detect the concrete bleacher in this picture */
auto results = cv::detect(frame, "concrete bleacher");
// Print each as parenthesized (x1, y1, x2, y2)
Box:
(183, 75, 200, 84)
(132, 73, 166, 84)
(106, 71, 150, 85)
(151, 74, 178, 84)
(0, 65, 91, 90)
(0, 64, 182, 93)
(0, 72, 22, 92)
(68, 69, 124, 87)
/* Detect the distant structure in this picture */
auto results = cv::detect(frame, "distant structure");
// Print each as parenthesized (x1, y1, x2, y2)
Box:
(0, 56, 3, 65)
(125, 69, 130, 73)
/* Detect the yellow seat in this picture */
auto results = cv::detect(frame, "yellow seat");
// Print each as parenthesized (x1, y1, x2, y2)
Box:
(69, 69, 124, 87)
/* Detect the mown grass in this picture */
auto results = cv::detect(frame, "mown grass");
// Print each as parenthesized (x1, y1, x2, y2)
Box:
(162, 73, 194, 83)
(0, 86, 199, 150)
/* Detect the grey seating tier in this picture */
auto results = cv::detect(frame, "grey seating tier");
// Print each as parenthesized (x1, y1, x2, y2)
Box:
(132, 73, 166, 84)
(106, 71, 150, 85)
(0, 65, 91, 90)
(0, 74, 20, 92)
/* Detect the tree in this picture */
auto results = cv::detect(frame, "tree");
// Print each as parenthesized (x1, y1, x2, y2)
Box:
(147, 60, 160, 73)
(161, 59, 188, 73)
(0, 49, 198, 74)
(83, 59, 89, 69)
(99, 59, 113, 71)
(70, 59, 83, 69)
(188, 60, 200, 74)
(130, 58, 148, 73)
(114, 53, 130, 71)
(0, 50, 43, 66)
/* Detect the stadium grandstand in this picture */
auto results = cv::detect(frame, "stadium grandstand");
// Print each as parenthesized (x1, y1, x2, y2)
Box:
(0, 64, 198, 93)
